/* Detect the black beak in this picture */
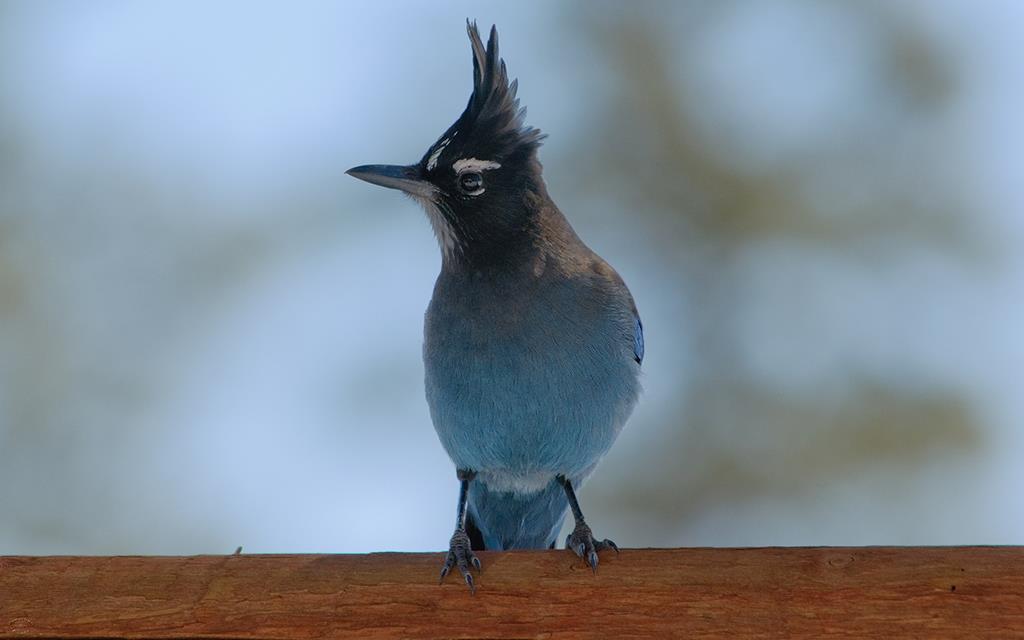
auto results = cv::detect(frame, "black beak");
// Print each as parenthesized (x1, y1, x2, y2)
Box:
(346, 164, 435, 198)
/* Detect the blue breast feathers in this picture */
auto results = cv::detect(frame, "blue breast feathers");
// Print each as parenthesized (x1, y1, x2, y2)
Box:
(634, 316, 644, 364)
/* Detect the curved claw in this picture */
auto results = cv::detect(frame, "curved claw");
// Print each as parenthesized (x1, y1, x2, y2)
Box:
(439, 528, 481, 593)
(566, 521, 618, 574)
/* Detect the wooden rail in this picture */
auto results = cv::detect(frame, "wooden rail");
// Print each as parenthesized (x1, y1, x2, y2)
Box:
(1, 547, 1022, 638)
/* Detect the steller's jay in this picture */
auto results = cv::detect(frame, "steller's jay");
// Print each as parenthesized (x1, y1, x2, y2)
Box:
(347, 21, 643, 592)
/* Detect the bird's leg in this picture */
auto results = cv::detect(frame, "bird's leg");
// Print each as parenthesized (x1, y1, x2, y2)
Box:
(557, 474, 618, 573)
(439, 468, 481, 593)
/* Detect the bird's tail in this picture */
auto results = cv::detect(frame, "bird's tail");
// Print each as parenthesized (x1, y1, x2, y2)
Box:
(466, 477, 569, 550)
(465, 510, 486, 551)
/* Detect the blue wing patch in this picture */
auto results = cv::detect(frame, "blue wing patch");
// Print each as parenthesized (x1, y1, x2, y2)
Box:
(633, 317, 644, 364)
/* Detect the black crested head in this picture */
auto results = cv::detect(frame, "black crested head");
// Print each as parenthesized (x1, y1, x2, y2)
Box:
(421, 21, 546, 174)
(348, 21, 563, 269)
(399, 21, 552, 268)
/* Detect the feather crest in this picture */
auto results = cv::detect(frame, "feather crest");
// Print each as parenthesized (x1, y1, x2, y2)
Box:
(461, 21, 545, 157)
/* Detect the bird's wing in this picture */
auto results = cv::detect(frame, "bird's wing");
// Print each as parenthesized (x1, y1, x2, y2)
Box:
(633, 316, 644, 365)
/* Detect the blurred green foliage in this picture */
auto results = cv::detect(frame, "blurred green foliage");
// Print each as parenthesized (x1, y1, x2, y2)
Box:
(571, 1, 986, 530)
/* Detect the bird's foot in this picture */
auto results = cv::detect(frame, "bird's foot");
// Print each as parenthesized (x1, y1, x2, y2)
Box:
(439, 528, 481, 593)
(566, 521, 618, 573)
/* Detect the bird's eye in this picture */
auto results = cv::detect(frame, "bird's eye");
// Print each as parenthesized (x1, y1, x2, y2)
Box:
(458, 172, 484, 195)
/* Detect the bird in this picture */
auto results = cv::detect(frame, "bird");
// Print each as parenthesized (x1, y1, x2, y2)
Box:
(347, 21, 643, 592)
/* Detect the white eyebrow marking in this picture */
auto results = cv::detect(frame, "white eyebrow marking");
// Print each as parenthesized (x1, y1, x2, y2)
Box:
(426, 137, 452, 171)
(452, 158, 501, 174)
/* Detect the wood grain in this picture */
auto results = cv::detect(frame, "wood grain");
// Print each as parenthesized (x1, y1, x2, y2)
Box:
(1, 548, 1022, 639)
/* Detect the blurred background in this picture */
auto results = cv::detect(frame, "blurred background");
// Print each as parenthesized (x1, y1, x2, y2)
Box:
(2, 0, 1022, 555)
